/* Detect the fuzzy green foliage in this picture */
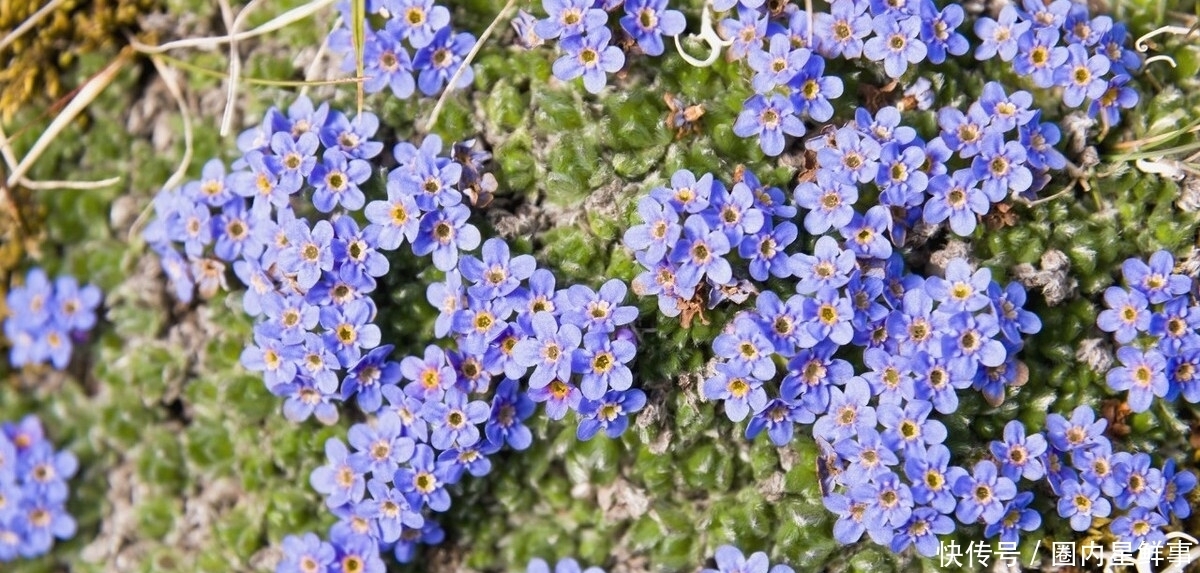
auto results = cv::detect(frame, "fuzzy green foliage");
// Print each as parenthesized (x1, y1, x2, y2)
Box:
(4, 0, 1200, 572)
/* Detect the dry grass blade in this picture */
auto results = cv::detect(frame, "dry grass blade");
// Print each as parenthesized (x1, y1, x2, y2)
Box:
(424, 0, 518, 133)
(0, 0, 68, 53)
(5, 48, 132, 189)
(132, 0, 337, 54)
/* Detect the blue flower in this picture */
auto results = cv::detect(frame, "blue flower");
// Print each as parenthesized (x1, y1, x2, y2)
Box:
(839, 206, 894, 261)
(485, 378, 535, 450)
(356, 27, 415, 97)
(1110, 452, 1165, 510)
(528, 378, 582, 420)
(573, 331, 636, 400)
(781, 342, 853, 413)
(703, 545, 793, 573)
(859, 472, 914, 541)
(534, 0, 606, 40)
(748, 34, 810, 93)
(991, 420, 1048, 482)
(984, 491, 1040, 543)
(620, 0, 686, 57)
(972, 133, 1032, 201)
(789, 235, 856, 295)
(973, 6, 1030, 61)
(788, 55, 842, 122)
(413, 204, 481, 272)
(649, 169, 714, 214)
(746, 398, 812, 446)
(706, 181, 765, 244)
(1013, 27, 1067, 88)
(624, 197, 681, 266)
(919, 1, 968, 64)
(794, 169, 858, 234)
(740, 219, 797, 281)
(803, 287, 855, 346)
(514, 312, 582, 389)
(671, 215, 732, 295)
(367, 478, 423, 544)
(563, 279, 638, 334)
(553, 27, 625, 94)
(1046, 405, 1108, 452)
(527, 557, 606, 573)
(1057, 479, 1110, 531)
(347, 411, 415, 479)
(823, 491, 869, 544)
(703, 361, 768, 423)
(460, 237, 537, 301)
(413, 28, 476, 96)
(276, 533, 335, 573)
(576, 388, 646, 440)
(863, 14, 927, 78)
(714, 315, 777, 380)
(904, 444, 965, 513)
(817, 126, 880, 184)
(813, 377, 875, 442)
(1159, 459, 1197, 519)
(424, 390, 490, 450)
(1055, 43, 1110, 108)
(1125, 251, 1193, 304)
(280, 219, 336, 290)
(1107, 347, 1168, 413)
(310, 438, 368, 508)
(924, 169, 987, 235)
(953, 460, 1016, 525)
(835, 427, 898, 482)
(733, 94, 805, 157)
(395, 444, 454, 512)
(878, 399, 945, 456)
(815, 0, 871, 59)
(310, 148, 372, 212)
(386, 0, 450, 48)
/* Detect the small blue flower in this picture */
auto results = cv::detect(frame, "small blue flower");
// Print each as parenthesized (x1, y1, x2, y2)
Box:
(577, 388, 646, 440)
(984, 491, 1040, 543)
(572, 331, 636, 400)
(953, 460, 1016, 525)
(553, 27, 625, 94)
(395, 444, 455, 512)
(863, 14, 927, 78)
(733, 94, 805, 157)
(413, 204, 482, 272)
(973, 6, 1030, 61)
(1107, 347, 1169, 413)
(413, 28, 476, 96)
(310, 438, 368, 508)
(620, 0, 686, 57)
(534, 0, 607, 40)
(703, 361, 768, 423)
(1057, 478, 1110, 531)
(748, 34, 810, 93)
(386, 0, 450, 48)
(1124, 251, 1193, 305)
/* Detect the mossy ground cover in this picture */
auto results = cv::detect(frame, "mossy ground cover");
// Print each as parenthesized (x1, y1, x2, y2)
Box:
(2, 0, 1200, 571)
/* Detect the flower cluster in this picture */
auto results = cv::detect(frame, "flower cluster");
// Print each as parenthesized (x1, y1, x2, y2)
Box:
(0, 416, 77, 562)
(328, 0, 477, 98)
(1036, 406, 1195, 547)
(625, 167, 797, 317)
(713, 0, 1138, 161)
(144, 90, 650, 566)
(624, 161, 1045, 556)
(1098, 250, 1198, 412)
(518, 0, 685, 94)
(973, 0, 1140, 123)
(4, 268, 101, 370)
